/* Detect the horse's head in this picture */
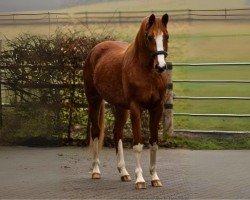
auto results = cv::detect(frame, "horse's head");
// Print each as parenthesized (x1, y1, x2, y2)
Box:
(141, 14, 169, 73)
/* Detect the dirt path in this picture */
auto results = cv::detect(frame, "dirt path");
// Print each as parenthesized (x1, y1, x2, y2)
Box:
(0, 146, 249, 199)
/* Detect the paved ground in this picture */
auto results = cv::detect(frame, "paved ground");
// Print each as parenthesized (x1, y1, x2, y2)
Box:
(0, 146, 250, 199)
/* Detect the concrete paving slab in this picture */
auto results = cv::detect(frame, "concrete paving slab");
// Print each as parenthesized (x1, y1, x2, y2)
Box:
(0, 147, 249, 199)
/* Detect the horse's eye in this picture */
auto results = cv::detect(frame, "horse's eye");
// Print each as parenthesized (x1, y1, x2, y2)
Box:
(147, 35, 154, 41)
(163, 35, 169, 40)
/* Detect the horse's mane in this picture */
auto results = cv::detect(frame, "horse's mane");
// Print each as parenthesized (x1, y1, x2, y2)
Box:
(134, 17, 148, 52)
(126, 17, 150, 67)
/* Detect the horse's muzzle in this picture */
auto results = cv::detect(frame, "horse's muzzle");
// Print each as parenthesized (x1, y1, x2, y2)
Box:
(152, 50, 168, 73)
(155, 64, 167, 73)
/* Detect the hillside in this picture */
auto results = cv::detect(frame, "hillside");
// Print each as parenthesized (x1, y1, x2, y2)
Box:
(1, 0, 248, 13)
(0, 0, 115, 12)
(58, 0, 248, 12)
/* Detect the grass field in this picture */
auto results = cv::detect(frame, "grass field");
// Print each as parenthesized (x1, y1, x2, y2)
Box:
(1, 0, 250, 133)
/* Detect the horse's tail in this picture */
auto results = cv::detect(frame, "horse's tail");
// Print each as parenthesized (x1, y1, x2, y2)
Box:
(98, 101, 105, 149)
(89, 101, 105, 150)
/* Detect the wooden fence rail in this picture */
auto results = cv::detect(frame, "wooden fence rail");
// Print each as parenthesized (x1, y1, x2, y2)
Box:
(167, 62, 250, 135)
(1, 61, 250, 135)
(0, 8, 250, 25)
(0, 40, 2, 127)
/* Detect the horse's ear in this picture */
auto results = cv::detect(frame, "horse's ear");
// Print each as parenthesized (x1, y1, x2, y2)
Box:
(147, 14, 155, 29)
(162, 13, 169, 26)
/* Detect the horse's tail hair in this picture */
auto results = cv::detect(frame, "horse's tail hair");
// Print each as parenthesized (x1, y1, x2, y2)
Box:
(98, 101, 105, 149)
(89, 101, 105, 151)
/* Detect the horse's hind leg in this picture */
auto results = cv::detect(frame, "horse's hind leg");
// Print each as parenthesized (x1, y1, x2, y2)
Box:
(113, 107, 131, 182)
(88, 97, 105, 179)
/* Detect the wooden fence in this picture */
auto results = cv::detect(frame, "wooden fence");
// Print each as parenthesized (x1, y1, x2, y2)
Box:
(0, 40, 2, 127)
(0, 8, 250, 25)
(1, 38, 250, 136)
(1, 60, 250, 136)
(165, 62, 250, 135)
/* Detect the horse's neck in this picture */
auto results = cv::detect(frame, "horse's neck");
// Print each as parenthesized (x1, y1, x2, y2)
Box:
(125, 26, 153, 69)
(129, 42, 152, 69)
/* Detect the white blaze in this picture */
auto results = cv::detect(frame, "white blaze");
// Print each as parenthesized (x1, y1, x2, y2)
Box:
(155, 33, 166, 68)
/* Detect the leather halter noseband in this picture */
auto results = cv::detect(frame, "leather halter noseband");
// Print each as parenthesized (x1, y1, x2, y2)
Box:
(151, 50, 168, 58)
(151, 50, 168, 73)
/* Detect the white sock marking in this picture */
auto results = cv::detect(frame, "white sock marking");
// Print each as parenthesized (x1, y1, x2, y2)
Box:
(155, 33, 166, 68)
(92, 138, 100, 174)
(117, 139, 130, 177)
(150, 143, 160, 181)
(133, 143, 145, 183)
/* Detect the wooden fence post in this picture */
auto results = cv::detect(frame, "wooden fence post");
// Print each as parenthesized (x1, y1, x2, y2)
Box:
(163, 62, 173, 137)
(188, 9, 191, 20)
(48, 12, 51, 38)
(118, 11, 122, 25)
(85, 11, 88, 25)
(0, 40, 2, 128)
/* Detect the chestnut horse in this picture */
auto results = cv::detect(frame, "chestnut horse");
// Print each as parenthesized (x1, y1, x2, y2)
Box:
(83, 13, 169, 189)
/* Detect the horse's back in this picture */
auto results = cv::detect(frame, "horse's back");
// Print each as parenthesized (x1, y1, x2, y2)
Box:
(86, 41, 128, 65)
(84, 41, 129, 107)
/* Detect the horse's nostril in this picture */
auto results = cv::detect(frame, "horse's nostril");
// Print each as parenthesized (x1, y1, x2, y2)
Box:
(157, 68, 164, 73)
(155, 64, 166, 73)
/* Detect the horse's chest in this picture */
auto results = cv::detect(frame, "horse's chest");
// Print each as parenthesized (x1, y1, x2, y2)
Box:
(144, 86, 163, 107)
(131, 78, 166, 109)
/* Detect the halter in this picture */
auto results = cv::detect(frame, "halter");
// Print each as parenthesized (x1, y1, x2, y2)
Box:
(151, 50, 168, 58)
(144, 32, 169, 73)
(151, 50, 168, 73)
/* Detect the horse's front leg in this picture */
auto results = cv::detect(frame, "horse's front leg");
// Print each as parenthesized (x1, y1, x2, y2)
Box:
(149, 105, 163, 187)
(113, 107, 131, 182)
(130, 102, 146, 189)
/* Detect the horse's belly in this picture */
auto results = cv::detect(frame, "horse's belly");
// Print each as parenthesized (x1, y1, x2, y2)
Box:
(86, 40, 130, 108)
(98, 84, 127, 108)
(94, 61, 128, 108)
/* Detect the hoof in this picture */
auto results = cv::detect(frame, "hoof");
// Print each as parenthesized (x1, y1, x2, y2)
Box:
(91, 173, 101, 179)
(135, 182, 146, 189)
(121, 175, 132, 182)
(151, 180, 162, 187)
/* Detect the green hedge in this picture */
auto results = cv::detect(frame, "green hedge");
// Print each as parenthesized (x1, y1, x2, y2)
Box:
(0, 31, 113, 145)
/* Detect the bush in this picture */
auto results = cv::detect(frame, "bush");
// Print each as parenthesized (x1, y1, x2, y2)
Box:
(0, 29, 113, 145)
